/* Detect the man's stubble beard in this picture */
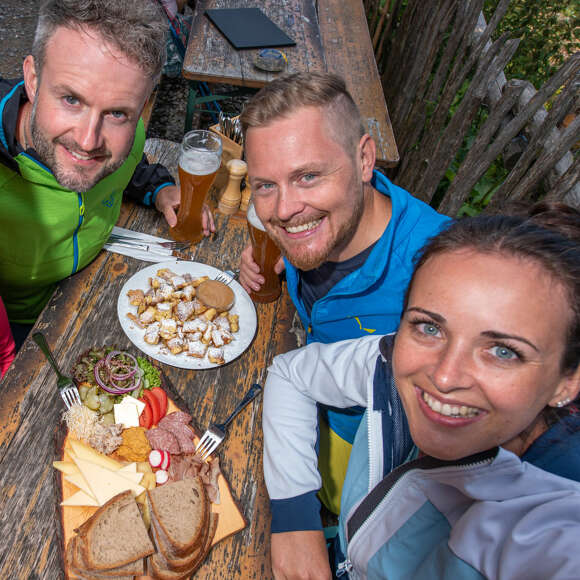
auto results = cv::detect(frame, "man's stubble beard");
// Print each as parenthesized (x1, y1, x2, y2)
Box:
(29, 98, 126, 192)
(266, 183, 366, 272)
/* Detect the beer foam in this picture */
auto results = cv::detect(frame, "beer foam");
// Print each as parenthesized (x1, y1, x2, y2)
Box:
(247, 203, 266, 232)
(179, 150, 221, 175)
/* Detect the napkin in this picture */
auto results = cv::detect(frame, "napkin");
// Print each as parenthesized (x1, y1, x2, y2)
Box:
(103, 226, 175, 262)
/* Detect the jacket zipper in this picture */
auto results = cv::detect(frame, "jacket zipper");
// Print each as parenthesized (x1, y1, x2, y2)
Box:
(336, 379, 382, 578)
(71, 192, 85, 274)
(336, 559, 353, 577)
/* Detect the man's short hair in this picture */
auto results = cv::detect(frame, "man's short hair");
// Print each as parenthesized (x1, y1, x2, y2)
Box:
(241, 72, 366, 158)
(33, 0, 167, 80)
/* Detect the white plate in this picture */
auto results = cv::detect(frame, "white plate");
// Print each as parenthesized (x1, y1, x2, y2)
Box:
(117, 261, 257, 369)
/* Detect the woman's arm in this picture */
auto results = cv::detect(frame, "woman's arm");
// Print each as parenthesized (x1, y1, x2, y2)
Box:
(263, 335, 382, 528)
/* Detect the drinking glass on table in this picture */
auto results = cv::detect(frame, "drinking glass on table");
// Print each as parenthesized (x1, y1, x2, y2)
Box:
(171, 130, 222, 244)
(247, 202, 282, 303)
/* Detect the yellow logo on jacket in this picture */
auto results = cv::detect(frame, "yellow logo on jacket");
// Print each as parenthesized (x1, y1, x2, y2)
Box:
(355, 317, 376, 334)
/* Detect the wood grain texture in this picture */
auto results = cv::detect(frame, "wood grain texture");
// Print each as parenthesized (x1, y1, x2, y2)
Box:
(183, 0, 399, 167)
(317, 0, 399, 166)
(0, 139, 298, 579)
(183, 0, 325, 88)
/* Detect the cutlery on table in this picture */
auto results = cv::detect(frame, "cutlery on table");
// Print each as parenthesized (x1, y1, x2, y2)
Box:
(196, 383, 262, 460)
(214, 269, 239, 286)
(107, 233, 190, 251)
(32, 332, 81, 409)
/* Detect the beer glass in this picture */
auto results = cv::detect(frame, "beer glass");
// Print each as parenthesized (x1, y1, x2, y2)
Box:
(247, 202, 282, 303)
(171, 130, 222, 244)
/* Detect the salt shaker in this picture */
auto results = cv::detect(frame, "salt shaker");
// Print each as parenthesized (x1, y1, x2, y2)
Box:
(218, 159, 247, 215)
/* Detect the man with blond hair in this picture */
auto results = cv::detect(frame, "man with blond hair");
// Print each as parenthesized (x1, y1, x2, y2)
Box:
(238, 72, 450, 577)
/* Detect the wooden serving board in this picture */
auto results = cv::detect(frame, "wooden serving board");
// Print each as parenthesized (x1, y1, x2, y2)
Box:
(56, 397, 247, 579)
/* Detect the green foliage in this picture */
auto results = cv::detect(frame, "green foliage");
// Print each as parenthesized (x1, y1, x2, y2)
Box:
(483, 0, 579, 89)
(435, 0, 577, 215)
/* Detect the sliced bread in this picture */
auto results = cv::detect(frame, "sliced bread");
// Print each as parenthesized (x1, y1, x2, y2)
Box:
(147, 478, 209, 558)
(150, 514, 206, 573)
(75, 490, 154, 570)
(148, 513, 219, 579)
(70, 534, 145, 577)
(149, 483, 209, 563)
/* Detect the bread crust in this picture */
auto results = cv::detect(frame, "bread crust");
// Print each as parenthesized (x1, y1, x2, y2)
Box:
(147, 477, 208, 558)
(75, 491, 154, 570)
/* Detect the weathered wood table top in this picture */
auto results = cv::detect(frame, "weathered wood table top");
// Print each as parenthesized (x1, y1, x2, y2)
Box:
(183, 0, 399, 167)
(183, 0, 325, 88)
(0, 139, 299, 579)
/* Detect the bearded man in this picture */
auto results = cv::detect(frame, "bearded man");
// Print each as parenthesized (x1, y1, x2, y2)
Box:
(239, 72, 450, 521)
(0, 0, 208, 346)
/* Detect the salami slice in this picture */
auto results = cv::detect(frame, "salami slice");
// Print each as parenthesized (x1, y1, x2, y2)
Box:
(146, 427, 181, 454)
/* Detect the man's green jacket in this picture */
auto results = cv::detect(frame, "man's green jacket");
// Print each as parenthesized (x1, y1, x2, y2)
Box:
(0, 79, 174, 323)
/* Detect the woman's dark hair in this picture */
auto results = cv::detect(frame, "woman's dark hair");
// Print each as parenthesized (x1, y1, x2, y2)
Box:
(406, 202, 580, 378)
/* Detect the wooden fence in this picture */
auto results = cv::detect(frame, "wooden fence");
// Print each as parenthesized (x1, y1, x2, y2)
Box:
(364, 0, 579, 214)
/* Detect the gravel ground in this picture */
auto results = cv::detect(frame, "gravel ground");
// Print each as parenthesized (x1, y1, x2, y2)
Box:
(0, 0, 36, 78)
(147, 76, 252, 143)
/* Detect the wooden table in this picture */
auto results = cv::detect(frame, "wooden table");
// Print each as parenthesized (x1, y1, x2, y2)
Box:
(183, 0, 325, 88)
(0, 139, 299, 579)
(316, 0, 400, 167)
(183, 0, 399, 167)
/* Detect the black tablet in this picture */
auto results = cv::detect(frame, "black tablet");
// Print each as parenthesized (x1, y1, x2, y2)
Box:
(205, 8, 296, 49)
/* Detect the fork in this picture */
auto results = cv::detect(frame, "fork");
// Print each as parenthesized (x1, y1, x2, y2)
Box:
(108, 234, 190, 251)
(32, 332, 81, 409)
(214, 269, 239, 285)
(196, 383, 262, 460)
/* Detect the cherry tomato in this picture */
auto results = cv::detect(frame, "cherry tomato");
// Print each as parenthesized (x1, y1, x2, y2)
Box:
(143, 390, 161, 426)
(151, 387, 168, 419)
(139, 398, 153, 429)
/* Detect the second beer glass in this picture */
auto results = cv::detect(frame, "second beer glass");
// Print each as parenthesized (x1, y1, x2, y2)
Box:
(171, 130, 222, 244)
(247, 202, 282, 303)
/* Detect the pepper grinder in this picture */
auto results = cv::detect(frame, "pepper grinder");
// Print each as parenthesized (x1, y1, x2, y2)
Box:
(218, 159, 247, 215)
(240, 176, 251, 212)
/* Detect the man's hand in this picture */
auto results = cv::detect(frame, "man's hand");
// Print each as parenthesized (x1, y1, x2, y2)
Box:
(239, 244, 285, 294)
(271, 531, 332, 580)
(155, 185, 215, 236)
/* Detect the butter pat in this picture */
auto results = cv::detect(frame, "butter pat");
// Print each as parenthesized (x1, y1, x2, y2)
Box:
(113, 403, 140, 428)
(120, 395, 146, 415)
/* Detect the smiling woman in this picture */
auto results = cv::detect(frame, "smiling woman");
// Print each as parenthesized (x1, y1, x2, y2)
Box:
(262, 202, 580, 579)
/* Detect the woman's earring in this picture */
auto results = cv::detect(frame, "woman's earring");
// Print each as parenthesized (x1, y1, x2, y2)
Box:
(555, 397, 571, 408)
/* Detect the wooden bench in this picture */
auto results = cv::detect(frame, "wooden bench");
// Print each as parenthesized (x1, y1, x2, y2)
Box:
(317, 0, 399, 167)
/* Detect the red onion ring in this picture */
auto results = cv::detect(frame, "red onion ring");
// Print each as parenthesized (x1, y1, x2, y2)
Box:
(93, 353, 141, 395)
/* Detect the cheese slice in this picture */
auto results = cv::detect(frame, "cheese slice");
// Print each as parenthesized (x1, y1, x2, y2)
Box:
(73, 457, 145, 506)
(69, 439, 122, 471)
(61, 490, 99, 507)
(64, 473, 97, 499)
(116, 471, 144, 485)
(53, 461, 80, 476)
(118, 462, 137, 473)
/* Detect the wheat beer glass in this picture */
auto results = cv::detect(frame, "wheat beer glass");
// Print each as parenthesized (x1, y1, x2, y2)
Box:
(171, 130, 222, 243)
(247, 202, 282, 303)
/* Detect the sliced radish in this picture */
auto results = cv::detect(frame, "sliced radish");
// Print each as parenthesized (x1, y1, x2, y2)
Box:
(159, 450, 171, 470)
(155, 469, 169, 485)
(149, 449, 163, 469)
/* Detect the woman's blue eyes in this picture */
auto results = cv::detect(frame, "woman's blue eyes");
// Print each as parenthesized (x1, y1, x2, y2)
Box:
(490, 345, 518, 360)
(417, 322, 440, 336)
